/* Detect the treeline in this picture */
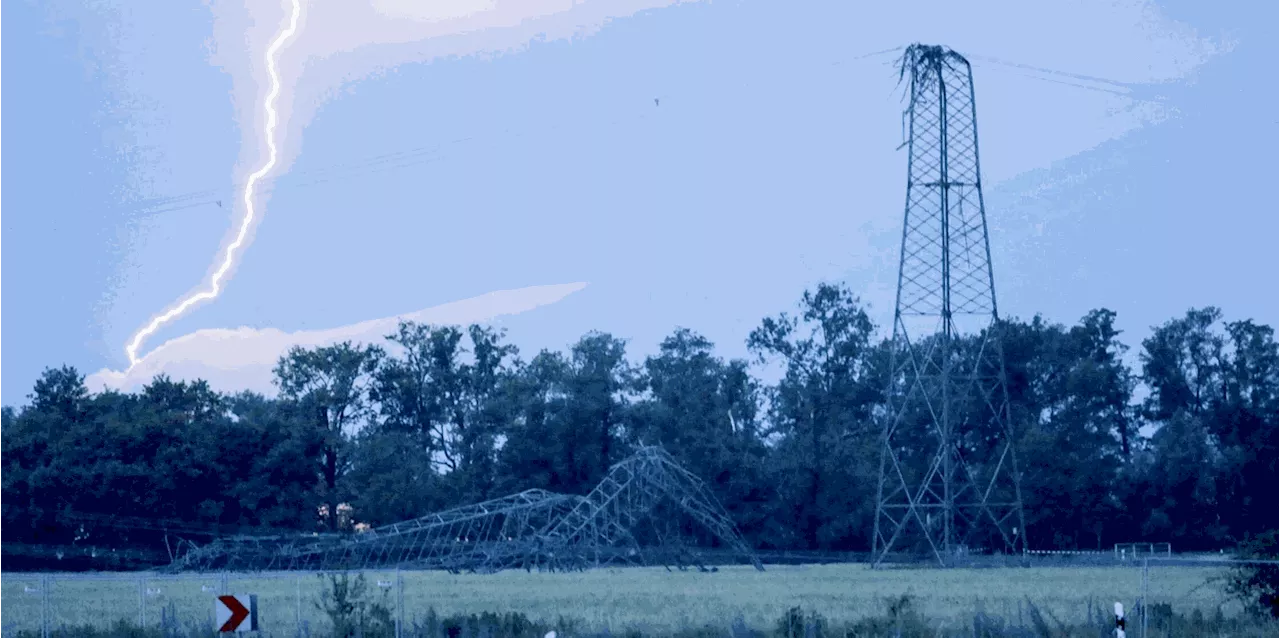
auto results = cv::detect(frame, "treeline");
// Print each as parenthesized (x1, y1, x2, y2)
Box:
(2, 284, 1276, 564)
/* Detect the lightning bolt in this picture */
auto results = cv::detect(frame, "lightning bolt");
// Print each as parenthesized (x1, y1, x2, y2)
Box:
(125, 0, 302, 368)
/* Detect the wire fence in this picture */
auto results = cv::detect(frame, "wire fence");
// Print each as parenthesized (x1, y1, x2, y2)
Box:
(2, 569, 409, 638)
(0, 557, 1271, 638)
(1132, 557, 1276, 638)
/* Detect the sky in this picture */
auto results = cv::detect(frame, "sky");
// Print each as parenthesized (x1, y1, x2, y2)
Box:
(2, 0, 1276, 404)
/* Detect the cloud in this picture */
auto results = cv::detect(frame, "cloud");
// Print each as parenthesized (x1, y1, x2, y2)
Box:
(87, 282, 586, 396)
(191, 0, 1225, 269)
(207, 0, 692, 211)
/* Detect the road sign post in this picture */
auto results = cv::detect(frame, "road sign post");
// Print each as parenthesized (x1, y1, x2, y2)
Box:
(215, 594, 259, 633)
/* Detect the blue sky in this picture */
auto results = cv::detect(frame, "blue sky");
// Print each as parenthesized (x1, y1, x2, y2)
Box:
(2, 0, 1276, 405)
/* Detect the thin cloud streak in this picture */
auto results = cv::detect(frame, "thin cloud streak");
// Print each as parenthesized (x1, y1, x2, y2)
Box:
(88, 282, 587, 396)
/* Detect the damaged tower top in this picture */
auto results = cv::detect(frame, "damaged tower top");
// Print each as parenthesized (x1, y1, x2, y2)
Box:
(873, 44, 1027, 567)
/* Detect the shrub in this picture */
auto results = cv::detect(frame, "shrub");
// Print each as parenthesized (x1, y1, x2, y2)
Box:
(316, 572, 396, 638)
(1225, 530, 1279, 619)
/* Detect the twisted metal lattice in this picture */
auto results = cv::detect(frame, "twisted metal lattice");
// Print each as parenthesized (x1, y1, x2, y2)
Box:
(168, 446, 762, 573)
(873, 44, 1027, 568)
(541, 446, 763, 572)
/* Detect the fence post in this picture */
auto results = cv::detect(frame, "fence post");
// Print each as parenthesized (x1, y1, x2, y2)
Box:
(139, 575, 146, 628)
(296, 573, 303, 638)
(1140, 557, 1149, 638)
(41, 573, 49, 638)
(396, 567, 404, 638)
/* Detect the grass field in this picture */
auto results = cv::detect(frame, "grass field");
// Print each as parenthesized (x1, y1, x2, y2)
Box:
(0, 563, 1242, 636)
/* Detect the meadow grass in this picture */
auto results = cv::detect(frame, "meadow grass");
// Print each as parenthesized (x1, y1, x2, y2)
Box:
(0, 563, 1241, 636)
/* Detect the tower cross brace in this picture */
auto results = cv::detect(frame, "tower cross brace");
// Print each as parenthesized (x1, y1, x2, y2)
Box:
(872, 44, 1027, 567)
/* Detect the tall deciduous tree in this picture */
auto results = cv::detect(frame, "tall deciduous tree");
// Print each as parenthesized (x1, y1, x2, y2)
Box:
(373, 322, 464, 469)
(222, 391, 326, 530)
(748, 283, 882, 550)
(1067, 309, 1138, 459)
(564, 332, 638, 491)
(344, 429, 440, 527)
(1215, 319, 1279, 541)
(2, 366, 97, 545)
(274, 341, 383, 530)
(372, 321, 519, 504)
(451, 325, 519, 502)
(1142, 307, 1226, 420)
(1003, 311, 1135, 549)
(634, 328, 769, 543)
(1137, 308, 1279, 548)
(497, 333, 637, 497)
(494, 350, 572, 494)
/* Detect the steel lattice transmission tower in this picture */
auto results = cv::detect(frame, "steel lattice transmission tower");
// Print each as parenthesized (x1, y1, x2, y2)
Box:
(872, 44, 1026, 567)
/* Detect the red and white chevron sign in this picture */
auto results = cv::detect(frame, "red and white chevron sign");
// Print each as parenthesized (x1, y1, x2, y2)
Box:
(215, 594, 258, 633)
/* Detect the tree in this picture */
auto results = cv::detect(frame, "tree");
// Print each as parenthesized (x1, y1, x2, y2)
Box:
(221, 391, 326, 530)
(372, 321, 519, 504)
(748, 283, 882, 550)
(274, 341, 383, 531)
(496, 333, 637, 497)
(1226, 530, 1279, 619)
(1141, 307, 1225, 421)
(452, 324, 519, 502)
(494, 350, 573, 494)
(562, 332, 638, 491)
(633, 328, 770, 543)
(1003, 312, 1134, 549)
(1067, 309, 1138, 460)
(344, 429, 440, 527)
(2, 367, 98, 545)
(1, 294, 1274, 567)
(1138, 411, 1225, 545)
(28, 365, 91, 421)
(373, 322, 465, 470)
(1214, 320, 1279, 542)
(136, 376, 228, 524)
(1138, 308, 1279, 547)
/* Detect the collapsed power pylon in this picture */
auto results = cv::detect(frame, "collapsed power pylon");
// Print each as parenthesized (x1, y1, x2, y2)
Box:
(168, 446, 763, 573)
(539, 443, 762, 572)
(872, 44, 1027, 567)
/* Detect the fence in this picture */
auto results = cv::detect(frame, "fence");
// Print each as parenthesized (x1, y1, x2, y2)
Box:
(2, 570, 409, 638)
(0, 558, 1273, 638)
(1131, 556, 1277, 638)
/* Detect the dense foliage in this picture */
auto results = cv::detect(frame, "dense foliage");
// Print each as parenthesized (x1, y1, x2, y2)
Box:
(2, 284, 1276, 566)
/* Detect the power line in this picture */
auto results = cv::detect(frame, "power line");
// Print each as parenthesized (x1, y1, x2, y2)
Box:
(26, 507, 323, 539)
(966, 53, 1157, 100)
(967, 53, 1136, 92)
(125, 45, 907, 220)
(123, 47, 1132, 221)
(997, 70, 1133, 97)
(830, 45, 904, 67)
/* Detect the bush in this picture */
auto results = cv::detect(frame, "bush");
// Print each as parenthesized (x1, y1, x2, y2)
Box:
(407, 609, 571, 638)
(774, 607, 825, 638)
(316, 572, 396, 638)
(1226, 529, 1279, 619)
(844, 593, 931, 637)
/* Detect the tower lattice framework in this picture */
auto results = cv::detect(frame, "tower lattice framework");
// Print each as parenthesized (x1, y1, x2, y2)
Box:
(873, 44, 1026, 567)
(167, 446, 763, 573)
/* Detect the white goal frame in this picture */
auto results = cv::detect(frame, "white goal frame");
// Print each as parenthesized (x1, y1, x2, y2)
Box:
(1113, 542, 1172, 559)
